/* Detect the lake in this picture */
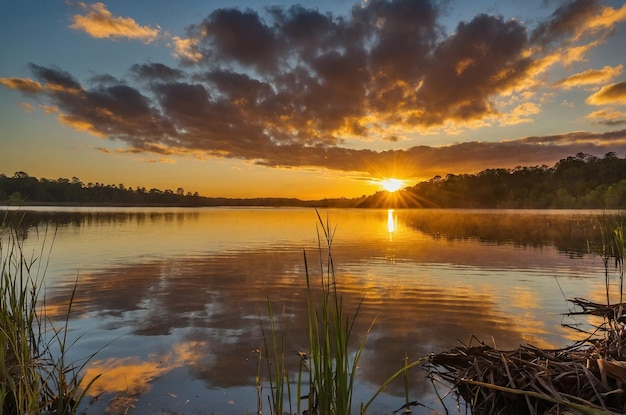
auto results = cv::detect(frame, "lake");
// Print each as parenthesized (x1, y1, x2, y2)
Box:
(4, 207, 623, 414)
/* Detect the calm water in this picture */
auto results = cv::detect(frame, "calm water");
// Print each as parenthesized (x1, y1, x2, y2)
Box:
(5, 207, 623, 414)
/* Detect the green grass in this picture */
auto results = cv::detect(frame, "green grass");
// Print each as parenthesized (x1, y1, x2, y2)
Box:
(260, 210, 425, 415)
(1, 212, 99, 414)
(587, 215, 626, 304)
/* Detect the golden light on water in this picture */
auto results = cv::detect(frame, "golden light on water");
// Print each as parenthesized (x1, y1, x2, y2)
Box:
(387, 209, 396, 234)
(380, 178, 405, 192)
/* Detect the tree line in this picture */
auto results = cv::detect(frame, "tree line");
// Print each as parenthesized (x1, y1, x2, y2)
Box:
(0, 172, 316, 207)
(356, 152, 626, 209)
(1, 152, 625, 209)
(0, 173, 205, 206)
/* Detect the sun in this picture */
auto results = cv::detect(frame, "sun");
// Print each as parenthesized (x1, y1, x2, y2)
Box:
(380, 178, 404, 192)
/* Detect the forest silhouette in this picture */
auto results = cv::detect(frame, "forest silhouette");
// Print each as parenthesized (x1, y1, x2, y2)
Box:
(1, 152, 625, 209)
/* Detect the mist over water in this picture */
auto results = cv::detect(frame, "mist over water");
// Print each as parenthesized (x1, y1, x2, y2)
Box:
(8, 207, 621, 414)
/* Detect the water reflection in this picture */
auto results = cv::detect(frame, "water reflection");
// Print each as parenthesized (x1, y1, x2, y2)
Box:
(9, 207, 621, 414)
(45, 246, 601, 413)
(399, 209, 623, 255)
(9, 207, 621, 256)
(49, 256, 523, 411)
(387, 209, 396, 234)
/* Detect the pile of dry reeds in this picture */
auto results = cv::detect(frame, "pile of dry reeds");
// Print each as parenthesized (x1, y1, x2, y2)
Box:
(428, 299, 626, 415)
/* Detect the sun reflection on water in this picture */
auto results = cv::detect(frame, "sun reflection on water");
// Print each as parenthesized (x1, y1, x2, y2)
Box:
(387, 209, 396, 238)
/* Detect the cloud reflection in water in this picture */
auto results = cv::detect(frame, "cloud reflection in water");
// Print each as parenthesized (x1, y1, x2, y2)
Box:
(34, 208, 613, 413)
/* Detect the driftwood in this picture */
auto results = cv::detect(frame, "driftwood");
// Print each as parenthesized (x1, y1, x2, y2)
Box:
(566, 298, 626, 321)
(427, 298, 626, 415)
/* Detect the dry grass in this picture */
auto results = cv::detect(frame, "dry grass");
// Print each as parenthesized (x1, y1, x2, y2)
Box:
(428, 329, 625, 415)
(428, 219, 626, 415)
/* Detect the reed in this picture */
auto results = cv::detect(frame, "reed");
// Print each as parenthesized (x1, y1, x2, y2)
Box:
(611, 221, 624, 303)
(587, 215, 625, 305)
(0, 213, 99, 414)
(260, 210, 425, 415)
(301, 210, 371, 415)
(260, 297, 290, 415)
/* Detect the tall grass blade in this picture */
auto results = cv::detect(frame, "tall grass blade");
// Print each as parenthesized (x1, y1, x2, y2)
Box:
(1, 212, 101, 414)
(261, 210, 425, 414)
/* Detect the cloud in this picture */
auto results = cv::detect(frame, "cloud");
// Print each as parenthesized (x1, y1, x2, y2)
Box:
(554, 64, 624, 89)
(169, 36, 202, 62)
(531, 0, 625, 45)
(527, 1, 626, 82)
(586, 82, 626, 105)
(130, 63, 185, 82)
(0, 77, 42, 93)
(69, 2, 159, 43)
(179, 2, 533, 134)
(579, 1, 626, 38)
(193, 7, 279, 72)
(20, 102, 35, 112)
(4, 0, 626, 182)
(500, 102, 542, 126)
(263, 130, 626, 179)
(28, 63, 83, 91)
(586, 108, 626, 126)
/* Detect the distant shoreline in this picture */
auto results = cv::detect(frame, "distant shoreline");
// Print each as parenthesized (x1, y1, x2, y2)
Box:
(3, 154, 626, 209)
(2, 202, 621, 211)
(0, 200, 323, 208)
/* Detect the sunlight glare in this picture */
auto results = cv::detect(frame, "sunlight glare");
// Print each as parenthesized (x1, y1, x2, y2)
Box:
(380, 178, 404, 192)
(387, 209, 396, 234)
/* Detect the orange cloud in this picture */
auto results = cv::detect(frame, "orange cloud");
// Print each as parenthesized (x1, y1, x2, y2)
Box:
(0, 77, 42, 93)
(20, 102, 34, 112)
(455, 57, 475, 76)
(555, 65, 623, 89)
(560, 41, 601, 64)
(533, 1, 626, 45)
(69, 2, 159, 43)
(527, 41, 601, 91)
(144, 157, 177, 164)
(169, 36, 202, 62)
(576, 2, 626, 39)
(586, 82, 626, 106)
(586, 108, 626, 126)
(499, 102, 541, 126)
(58, 114, 106, 137)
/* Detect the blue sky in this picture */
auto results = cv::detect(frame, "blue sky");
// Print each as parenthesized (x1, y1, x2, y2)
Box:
(1, 0, 626, 198)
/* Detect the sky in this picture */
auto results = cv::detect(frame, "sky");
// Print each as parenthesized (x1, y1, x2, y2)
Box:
(1, 0, 626, 199)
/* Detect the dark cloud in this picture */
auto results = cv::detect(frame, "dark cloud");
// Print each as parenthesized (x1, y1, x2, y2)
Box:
(531, 0, 599, 46)
(354, 0, 440, 79)
(4, 0, 626, 182)
(519, 128, 626, 144)
(266, 4, 336, 57)
(194, 8, 278, 72)
(597, 119, 626, 127)
(88, 73, 124, 86)
(247, 129, 626, 180)
(131, 63, 185, 82)
(28, 63, 82, 91)
(415, 13, 530, 125)
(25, 65, 174, 143)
